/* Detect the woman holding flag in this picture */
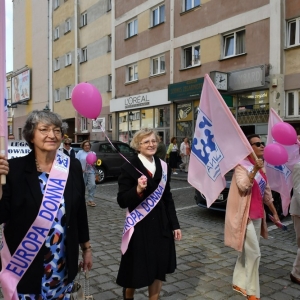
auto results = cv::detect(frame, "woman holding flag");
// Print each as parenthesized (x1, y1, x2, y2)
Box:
(0, 110, 92, 299)
(116, 128, 182, 300)
(225, 134, 280, 300)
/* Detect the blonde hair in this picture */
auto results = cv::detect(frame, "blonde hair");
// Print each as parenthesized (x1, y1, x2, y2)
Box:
(130, 128, 159, 151)
(64, 137, 72, 144)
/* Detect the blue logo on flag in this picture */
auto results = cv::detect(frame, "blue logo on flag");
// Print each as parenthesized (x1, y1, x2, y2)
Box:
(192, 110, 224, 181)
(266, 163, 291, 180)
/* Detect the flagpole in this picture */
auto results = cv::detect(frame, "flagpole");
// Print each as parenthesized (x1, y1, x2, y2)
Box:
(0, 0, 7, 185)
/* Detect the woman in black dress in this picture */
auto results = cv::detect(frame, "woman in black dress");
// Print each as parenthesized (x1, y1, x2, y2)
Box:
(116, 128, 182, 300)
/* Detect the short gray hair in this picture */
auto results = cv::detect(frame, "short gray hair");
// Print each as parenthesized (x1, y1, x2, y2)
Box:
(130, 128, 159, 151)
(23, 110, 68, 149)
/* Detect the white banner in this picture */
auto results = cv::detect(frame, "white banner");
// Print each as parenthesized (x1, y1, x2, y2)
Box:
(7, 140, 31, 159)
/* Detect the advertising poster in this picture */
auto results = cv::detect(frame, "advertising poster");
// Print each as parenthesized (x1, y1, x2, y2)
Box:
(92, 117, 105, 132)
(11, 69, 31, 103)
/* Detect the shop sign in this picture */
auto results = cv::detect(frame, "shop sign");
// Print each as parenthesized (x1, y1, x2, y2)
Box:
(168, 78, 204, 102)
(110, 89, 168, 112)
(125, 94, 150, 109)
(228, 65, 265, 91)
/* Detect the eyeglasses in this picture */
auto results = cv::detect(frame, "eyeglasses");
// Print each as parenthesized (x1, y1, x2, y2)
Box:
(140, 140, 157, 146)
(64, 143, 71, 146)
(37, 128, 62, 136)
(250, 142, 265, 147)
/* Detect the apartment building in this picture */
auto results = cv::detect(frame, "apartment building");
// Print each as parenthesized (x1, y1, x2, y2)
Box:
(11, 0, 49, 140)
(52, 0, 112, 142)
(284, 0, 300, 133)
(111, 0, 285, 143)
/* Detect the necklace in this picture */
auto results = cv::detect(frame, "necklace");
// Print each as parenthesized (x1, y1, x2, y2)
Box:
(35, 159, 43, 172)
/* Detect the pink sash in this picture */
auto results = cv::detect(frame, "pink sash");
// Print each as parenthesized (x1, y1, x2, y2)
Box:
(240, 159, 266, 197)
(121, 160, 168, 254)
(0, 151, 70, 299)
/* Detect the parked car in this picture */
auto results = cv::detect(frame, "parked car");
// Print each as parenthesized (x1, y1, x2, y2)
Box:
(71, 142, 81, 154)
(90, 140, 136, 183)
(194, 170, 284, 219)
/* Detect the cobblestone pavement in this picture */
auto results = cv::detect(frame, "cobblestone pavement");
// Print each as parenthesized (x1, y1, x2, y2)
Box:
(84, 177, 300, 300)
(1, 174, 300, 299)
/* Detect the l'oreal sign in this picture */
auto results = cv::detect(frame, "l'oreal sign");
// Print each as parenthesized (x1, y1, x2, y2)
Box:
(125, 94, 150, 109)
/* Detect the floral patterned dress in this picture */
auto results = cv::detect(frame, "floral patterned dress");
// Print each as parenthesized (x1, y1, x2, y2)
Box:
(18, 172, 73, 300)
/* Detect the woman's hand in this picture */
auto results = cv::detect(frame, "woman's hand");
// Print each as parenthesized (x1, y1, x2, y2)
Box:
(253, 158, 264, 171)
(173, 229, 182, 241)
(137, 175, 147, 194)
(81, 250, 92, 271)
(0, 155, 9, 175)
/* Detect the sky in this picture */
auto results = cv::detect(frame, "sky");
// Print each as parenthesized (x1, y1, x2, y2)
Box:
(5, 0, 13, 73)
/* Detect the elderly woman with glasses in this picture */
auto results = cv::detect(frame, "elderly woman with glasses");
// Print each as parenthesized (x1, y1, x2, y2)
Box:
(0, 110, 91, 299)
(62, 137, 75, 158)
(116, 128, 182, 300)
(225, 134, 280, 300)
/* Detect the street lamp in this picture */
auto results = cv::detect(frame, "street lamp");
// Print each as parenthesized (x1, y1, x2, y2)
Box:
(43, 104, 50, 112)
(128, 111, 134, 141)
(128, 111, 133, 126)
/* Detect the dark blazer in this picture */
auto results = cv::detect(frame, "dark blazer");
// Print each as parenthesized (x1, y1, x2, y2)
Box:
(0, 150, 89, 294)
(63, 147, 76, 159)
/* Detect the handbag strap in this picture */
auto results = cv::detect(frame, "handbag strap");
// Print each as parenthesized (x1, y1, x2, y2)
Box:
(84, 271, 93, 299)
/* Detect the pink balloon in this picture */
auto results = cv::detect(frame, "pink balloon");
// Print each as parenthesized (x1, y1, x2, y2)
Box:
(86, 152, 97, 165)
(71, 83, 102, 119)
(271, 122, 297, 146)
(264, 144, 288, 165)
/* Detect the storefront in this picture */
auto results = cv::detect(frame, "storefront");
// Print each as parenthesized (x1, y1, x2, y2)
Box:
(168, 65, 270, 141)
(110, 89, 171, 144)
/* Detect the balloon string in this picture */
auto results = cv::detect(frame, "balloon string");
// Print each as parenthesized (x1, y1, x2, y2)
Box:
(98, 125, 145, 177)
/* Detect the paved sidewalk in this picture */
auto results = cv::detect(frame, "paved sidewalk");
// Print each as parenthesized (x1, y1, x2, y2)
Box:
(1, 171, 300, 299)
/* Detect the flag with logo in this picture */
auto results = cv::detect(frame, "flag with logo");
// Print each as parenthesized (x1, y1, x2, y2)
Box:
(188, 74, 253, 207)
(265, 108, 300, 216)
(0, 0, 7, 184)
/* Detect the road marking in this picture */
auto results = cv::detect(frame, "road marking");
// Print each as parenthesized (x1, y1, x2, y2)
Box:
(99, 183, 118, 187)
(171, 186, 193, 191)
(268, 220, 293, 232)
(176, 205, 197, 211)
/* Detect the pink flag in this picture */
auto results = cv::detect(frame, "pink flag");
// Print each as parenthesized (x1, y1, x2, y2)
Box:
(265, 108, 300, 216)
(188, 74, 253, 207)
(0, 0, 8, 185)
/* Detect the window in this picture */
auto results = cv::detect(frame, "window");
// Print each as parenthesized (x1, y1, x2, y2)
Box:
(127, 63, 138, 82)
(183, 44, 200, 68)
(152, 4, 165, 27)
(55, 89, 60, 102)
(81, 117, 88, 131)
(183, 0, 200, 11)
(65, 18, 71, 33)
(223, 29, 245, 58)
(151, 55, 165, 75)
(54, 0, 59, 9)
(81, 12, 87, 27)
(6, 87, 10, 99)
(108, 114, 112, 131)
(18, 128, 22, 140)
(65, 52, 72, 66)
(127, 19, 137, 38)
(66, 86, 71, 99)
(80, 47, 87, 63)
(108, 35, 112, 52)
(108, 74, 112, 91)
(287, 18, 300, 47)
(54, 26, 59, 40)
(286, 91, 300, 117)
(107, 0, 112, 11)
(54, 58, 60, 71)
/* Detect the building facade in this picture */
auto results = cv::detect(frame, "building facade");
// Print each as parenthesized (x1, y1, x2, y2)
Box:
(111, 0, 289, 144)
(12, 0, 49, 140)
(52, 0, 112, 142)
